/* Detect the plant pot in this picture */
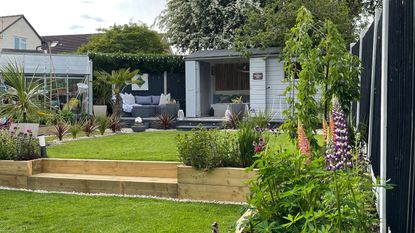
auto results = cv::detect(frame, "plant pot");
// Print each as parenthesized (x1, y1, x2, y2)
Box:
(228, 103, 246, 118)
(10, 123, 40, 137)
(93, 105, 107, 117)
(131, 124, 146, 132)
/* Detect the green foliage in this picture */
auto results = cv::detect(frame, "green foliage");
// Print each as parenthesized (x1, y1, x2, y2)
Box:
(176, 128, 240, 170)
(235, 0, 355, 50)
(0, 129, 40, 161)
(158, 0, 256, 53)
(237, 121, 262, 167)
(92, 75, 112, 105)
(88, 53, 184, 74)
(244, 148, 378, 232)
(0, 63, 47, 123)
(0, 130, 16, 160)
(281, 7, 360, 149)
(69, 123, 81, 139)
(96, 116, 110, 135)
(94, 68, 141, 118)
(78, 23, 168, 54)
(251, 111, 272, 129)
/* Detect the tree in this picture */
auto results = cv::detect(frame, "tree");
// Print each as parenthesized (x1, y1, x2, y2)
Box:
(0, 63, 45, 123)
(78, 23, 168, 54)
(158, 0, 258, 53)
(235, 0, 356, 50)
(281, 7, 360, 148)
(94, 68, 143, 118)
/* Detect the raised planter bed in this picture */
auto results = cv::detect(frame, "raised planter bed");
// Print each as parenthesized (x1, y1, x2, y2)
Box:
(177, 165, 256, 202)
(0, 159, 41, 188)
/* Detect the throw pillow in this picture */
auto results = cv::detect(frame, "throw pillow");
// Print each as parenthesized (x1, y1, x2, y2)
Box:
(159, 93, 168, 105)
(125, 93, 136, 105)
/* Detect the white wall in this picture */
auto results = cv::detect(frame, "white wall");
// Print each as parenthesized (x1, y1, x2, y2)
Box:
(249, 57, 267, 113)
(266, 58, 287, 119)
(0, 18, 41, 50)
(185, 60, 198, 117)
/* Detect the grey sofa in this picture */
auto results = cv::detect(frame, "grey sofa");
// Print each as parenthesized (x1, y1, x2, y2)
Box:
(123, 95, 179, 118)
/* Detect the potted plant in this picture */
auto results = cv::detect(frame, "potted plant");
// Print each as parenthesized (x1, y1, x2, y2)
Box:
(92, 75, 112, 117)
(228, 96, 246, 119)
(0, 63, 47, 137)
(94, 68, 143, 118)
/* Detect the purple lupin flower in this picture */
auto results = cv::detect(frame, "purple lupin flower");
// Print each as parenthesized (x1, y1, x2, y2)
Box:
(325, 98, 352, 171)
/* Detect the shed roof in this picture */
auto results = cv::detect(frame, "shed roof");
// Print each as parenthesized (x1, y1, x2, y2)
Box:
(42, 33, 99, 53)
(185, 47, 281, 60)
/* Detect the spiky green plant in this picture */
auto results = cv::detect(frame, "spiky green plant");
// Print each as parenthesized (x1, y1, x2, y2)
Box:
(0, 63, 46, 122)
(94, 68, 143, 118)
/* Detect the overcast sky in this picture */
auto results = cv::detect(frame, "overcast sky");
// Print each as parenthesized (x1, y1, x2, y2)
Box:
(0, 0, 166, 36)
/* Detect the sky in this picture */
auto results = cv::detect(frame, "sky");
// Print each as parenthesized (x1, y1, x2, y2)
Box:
(0, 0, 167, 36)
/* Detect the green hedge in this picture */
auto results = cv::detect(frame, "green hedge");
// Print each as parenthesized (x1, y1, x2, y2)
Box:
(88, 52, 185, 74)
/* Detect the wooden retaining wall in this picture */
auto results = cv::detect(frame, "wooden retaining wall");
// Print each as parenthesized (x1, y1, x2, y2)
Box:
(0, 159, 255, 202)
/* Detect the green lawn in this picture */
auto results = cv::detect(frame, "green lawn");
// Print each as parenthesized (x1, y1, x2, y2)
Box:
(47, 130, 313, 161)
(0, 189, 241, 233)
(48, 131, 183, 161)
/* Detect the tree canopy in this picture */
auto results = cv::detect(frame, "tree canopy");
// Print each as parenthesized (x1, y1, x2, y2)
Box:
(78, 23, 168, 54)
(158, 0, 257, 53)
(159, 0, 380, 52)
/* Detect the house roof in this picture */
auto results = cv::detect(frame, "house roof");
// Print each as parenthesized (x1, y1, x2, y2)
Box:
(42, 33, 100, 53)
(185, 47, 282, 60)
(0, 15, 43, 42)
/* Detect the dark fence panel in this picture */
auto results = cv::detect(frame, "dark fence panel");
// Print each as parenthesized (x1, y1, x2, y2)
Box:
(359, 24, 374, 137)
(386, 1, 415, 232)
(123, 72, 186, 112)
(371, 16, 382, 178)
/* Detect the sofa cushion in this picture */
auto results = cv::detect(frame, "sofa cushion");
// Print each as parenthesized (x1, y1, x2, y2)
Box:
(135, 95, 152, 105)
(151, 95, 160, 105)
(124, 93, 136, 105)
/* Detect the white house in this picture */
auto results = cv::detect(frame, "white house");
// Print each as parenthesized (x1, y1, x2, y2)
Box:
(0, 15, 42, 51)
(185, 48, 293, 121)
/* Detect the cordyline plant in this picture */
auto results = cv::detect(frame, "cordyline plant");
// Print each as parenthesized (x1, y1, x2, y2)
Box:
(94, 68, 143, 118)
(0, 63, 46, 122)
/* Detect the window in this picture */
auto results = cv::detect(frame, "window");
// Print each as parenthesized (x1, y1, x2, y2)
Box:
(14, 37, 27, 49)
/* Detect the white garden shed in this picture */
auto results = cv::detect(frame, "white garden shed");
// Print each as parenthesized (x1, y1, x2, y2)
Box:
(185, 48, 290, 120)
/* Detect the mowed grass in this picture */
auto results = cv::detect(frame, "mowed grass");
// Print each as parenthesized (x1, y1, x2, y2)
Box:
(47, 130, 319, 161)
(0, 189, 241, 233)
(48, 131, 183, 161)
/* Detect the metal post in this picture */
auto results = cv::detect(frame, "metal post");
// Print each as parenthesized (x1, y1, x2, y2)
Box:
(380, 0, 389, 232)
(88, 60, 93, 115)
(163, 71, 167, 95)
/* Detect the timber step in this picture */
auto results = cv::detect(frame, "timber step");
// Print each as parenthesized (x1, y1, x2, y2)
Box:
(27, 173, 178, 198)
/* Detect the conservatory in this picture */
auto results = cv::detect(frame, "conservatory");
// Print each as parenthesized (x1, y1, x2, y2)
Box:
(0, 50, 93, 114)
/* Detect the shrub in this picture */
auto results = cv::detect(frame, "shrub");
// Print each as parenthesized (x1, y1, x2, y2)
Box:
(251, 111, 272, 129)
(157, 112, 175, 129)
(0, 130, 16, 160)
(82, 118, 97, 137)
(243, 148, 378, 232)
(237, 120, 264, 167)
(97, 116, 110, 135)
(14, 131, 40, 161)
(53, 121, 69, 141)
(177, 128, 239, 170)
(69, 123, 81, 139)
(109, 115, 121, 133)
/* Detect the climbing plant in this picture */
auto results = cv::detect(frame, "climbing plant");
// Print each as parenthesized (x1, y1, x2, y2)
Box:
(282, 6, 361, 151)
